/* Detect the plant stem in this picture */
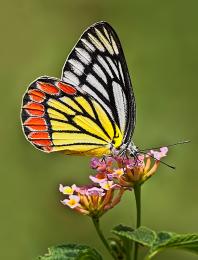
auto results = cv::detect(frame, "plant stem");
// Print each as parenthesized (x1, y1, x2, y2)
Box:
(133, 184, 141, 260)
(92, 217, 116, 259)
(125, 239, 132, 260)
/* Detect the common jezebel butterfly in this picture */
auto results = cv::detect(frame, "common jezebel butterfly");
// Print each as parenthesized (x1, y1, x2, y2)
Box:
(21, 21, 138, 157)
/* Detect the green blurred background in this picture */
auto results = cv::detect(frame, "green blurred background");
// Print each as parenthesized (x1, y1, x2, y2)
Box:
(0, 0, 197, 259)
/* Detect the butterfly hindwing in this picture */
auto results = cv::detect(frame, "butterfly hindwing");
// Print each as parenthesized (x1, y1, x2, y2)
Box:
(21, 77, 123, 155)
(62, 21, 136, 145)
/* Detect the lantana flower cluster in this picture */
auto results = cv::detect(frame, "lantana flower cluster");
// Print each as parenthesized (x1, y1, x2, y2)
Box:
(59, 147, 168, 217)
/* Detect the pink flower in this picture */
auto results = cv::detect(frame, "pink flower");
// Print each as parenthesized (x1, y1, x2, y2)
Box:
(89, 147, 169, 188)
(99, 181, 115, 190)
(59, 147, 169, 217)
(59, 183, 124, 217)
(90, 157, 113, 172)
(61, 195, 80, 209)
(86, 187, 105, 196)
(59, 184, 76, 195)
(148, 147, 168, 160)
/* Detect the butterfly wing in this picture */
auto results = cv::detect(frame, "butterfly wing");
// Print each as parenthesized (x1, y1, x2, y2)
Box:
(21, 77, 123, 156)
(62, 21, 136, 146)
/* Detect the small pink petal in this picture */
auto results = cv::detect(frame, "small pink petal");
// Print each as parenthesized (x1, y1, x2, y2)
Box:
(160, 147, 168, 155)
(149, 147, 168, 160)
(86, 187, 105, 196)
(90, 158, 101, 169)
(89, 172, 107, 183)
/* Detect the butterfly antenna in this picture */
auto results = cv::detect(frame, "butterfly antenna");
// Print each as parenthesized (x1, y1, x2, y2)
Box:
(140, 140, 190, 152)
(139, 151, 176, 170)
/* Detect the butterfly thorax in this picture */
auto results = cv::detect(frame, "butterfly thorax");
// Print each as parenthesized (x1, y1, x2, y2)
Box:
(111, 139, 138, 158)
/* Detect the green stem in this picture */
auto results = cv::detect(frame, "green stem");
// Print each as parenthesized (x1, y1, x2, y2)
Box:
(92, 217, 116, 259)
(133, 184, 141, 260)
(125, 239, 132, 260)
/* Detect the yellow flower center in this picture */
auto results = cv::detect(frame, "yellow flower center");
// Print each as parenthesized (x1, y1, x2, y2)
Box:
(63, 187, 73, 194)
(68, 199, 77, 206)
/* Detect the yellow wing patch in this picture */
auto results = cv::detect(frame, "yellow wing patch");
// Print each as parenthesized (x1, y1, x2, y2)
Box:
(50, 121, 79, 131)
(47, 95, 123, 155)
(52, 144, 110, 156)
(47, 108, 68, 120)
(75, 96, 95, 118)
(92, 100, 114, 139)
(60, 96, 82, 112)
(47, 99, 75, 115)
(52, 132, 107, 145)
(73, 115, 111, 142)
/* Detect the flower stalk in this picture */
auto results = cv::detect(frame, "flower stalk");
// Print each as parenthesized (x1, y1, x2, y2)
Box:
(133, 184, 142, 260)
(92, 217, 116, 259)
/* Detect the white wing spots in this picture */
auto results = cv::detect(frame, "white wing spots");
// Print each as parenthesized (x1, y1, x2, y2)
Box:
(81, 38, 96, 52)
(86, 74, 109, 100)
(95, 28, 114, 55)
(81, 84, 113, 119)
(103, 27, 110, 41)
(97, 55, 113, 78)
(75, 48, 91, 65)
(68, 59, 84, 76)
(106, 57, 120, 79)
(112, 81, 127, 133)
(63, 71, 80, 86)
(93, 63, 107, 84)
(88, 33, 105, 52)
(110, 35, 119, 55)
(118, 61, 125, 84)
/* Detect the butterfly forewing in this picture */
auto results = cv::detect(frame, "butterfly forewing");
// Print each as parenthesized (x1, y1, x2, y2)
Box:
(62, 21, 136, 145)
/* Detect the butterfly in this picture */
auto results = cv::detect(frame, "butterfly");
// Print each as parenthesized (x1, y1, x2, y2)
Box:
(21, 21, 137, 157)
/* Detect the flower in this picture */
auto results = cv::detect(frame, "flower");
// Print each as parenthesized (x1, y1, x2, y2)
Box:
(60, 183, 124, 217)
(89, 147, 168, 188)
(90, 157, 113, 172)
(59, 184, 76, 195)
(114, 147, 168, 187)
(59, 147, 168, 216)
(99, 180, 115, 190)
(148, 147, 168, 160)
(62, 195, 80, 208)
(112, 168, 125, 177)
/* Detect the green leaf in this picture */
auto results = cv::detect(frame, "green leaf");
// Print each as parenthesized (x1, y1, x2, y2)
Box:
(148, 231, 198, 259)
(112, 225, 198, 259)
(37, 244, 102, 260)
(112, 225, 156, 247)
